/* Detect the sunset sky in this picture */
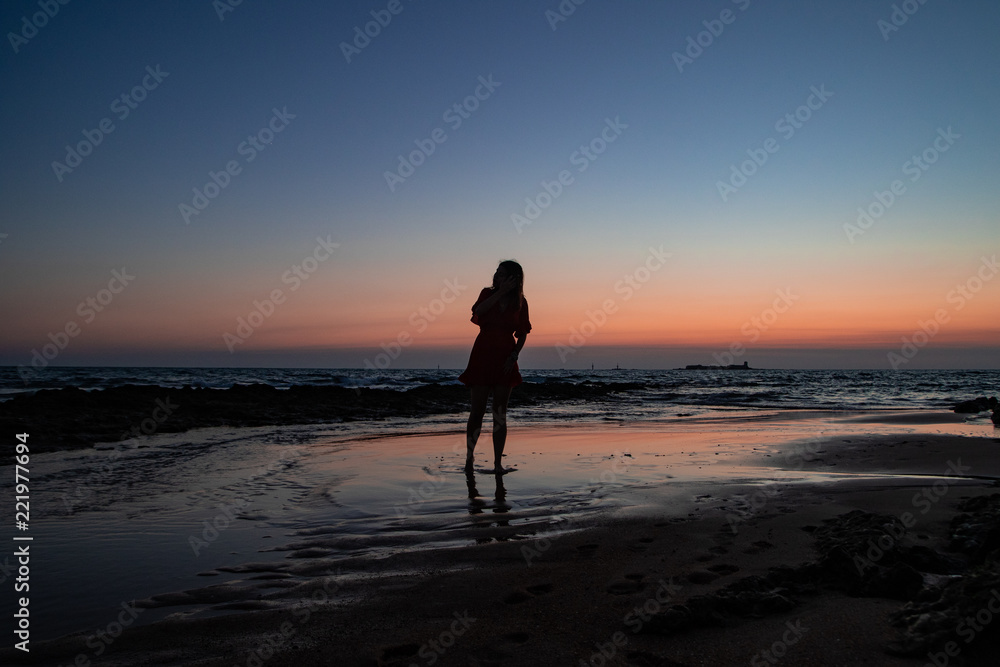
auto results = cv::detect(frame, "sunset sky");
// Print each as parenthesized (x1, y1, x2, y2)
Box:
(1, 0, 998, 371)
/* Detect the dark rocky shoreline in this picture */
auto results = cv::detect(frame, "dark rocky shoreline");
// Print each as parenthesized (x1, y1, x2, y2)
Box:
(0, 381, 646, 453)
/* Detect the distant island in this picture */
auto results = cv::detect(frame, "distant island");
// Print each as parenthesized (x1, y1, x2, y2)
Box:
(679, 362, 752, 370)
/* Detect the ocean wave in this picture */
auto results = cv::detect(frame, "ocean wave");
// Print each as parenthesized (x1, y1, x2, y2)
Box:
(0, 366, 995, 413)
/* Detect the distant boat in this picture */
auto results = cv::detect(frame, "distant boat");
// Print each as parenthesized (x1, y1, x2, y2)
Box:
(679, 361, 752, 370)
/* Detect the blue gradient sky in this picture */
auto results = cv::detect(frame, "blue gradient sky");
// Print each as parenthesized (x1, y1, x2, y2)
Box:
(1, 0, 998, 371)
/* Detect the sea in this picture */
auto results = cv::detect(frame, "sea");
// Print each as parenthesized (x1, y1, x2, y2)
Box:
(1, 366, 997, 417)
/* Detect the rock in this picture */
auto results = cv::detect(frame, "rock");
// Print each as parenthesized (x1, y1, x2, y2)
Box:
(993, 409, 1000, 426)
(953, 396, 997, 413)
(864, 561, 924, 600)
(0, 380, 652, 453)
(639, 606, 692, 635)
(886, 494, 1000, 656)
(888, 561, 1000, 657)
(686, 570, 719, 585)
(949, 494, 1000, 563)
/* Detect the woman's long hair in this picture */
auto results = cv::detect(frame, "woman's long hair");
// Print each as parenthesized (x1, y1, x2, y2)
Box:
(493, 259, 524, 311)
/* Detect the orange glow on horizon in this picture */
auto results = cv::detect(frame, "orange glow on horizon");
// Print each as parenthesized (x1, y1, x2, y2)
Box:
(6, 257, 993, 358)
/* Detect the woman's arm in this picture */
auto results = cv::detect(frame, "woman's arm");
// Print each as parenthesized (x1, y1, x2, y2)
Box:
(473, 277, 517, 317)
(513, 332, 527, 355)
(504, 333, 527, 373)
(473, 289, 504, 317)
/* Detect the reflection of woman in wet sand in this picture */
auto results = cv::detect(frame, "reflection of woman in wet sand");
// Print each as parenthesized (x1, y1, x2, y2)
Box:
(458, 260, 531, 474)
(465, 468, 509, 518)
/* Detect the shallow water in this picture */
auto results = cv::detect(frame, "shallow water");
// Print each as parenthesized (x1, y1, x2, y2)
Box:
(7, 409, 995, 641)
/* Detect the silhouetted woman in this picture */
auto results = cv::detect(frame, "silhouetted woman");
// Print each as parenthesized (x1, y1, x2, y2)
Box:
(458, 260, 531, 473)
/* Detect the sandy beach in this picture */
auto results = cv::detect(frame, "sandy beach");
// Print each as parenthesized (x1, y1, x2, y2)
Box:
(3, 407, 999, 666)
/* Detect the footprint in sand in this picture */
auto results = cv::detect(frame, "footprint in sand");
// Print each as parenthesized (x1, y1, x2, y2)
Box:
(503, 590, 532, 604)
(743, 540, 775, 554)
(378, 643, 420, 665)
(606, 579, 644, 595)
(504, 582, 553, 604)
(685, 570, 719, 584)
(626, 650, 689, 666)
(707, 563, 740, 575)
(502, 631, 530, 645)
(469, 645, 511, 662)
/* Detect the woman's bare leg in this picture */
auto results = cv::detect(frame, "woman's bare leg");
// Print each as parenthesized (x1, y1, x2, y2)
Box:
(491, 383, 513, 472)
(466, 386, 490, 470)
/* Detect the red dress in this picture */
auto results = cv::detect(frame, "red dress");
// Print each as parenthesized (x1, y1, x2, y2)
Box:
(458, 287, 532, 387)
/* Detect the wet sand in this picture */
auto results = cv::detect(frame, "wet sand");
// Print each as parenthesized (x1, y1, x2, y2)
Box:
(4, 410, 999, 666)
